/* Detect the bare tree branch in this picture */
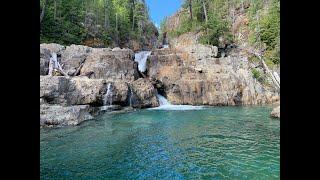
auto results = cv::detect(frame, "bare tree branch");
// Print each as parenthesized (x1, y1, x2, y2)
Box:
(40, 0, 48, 24)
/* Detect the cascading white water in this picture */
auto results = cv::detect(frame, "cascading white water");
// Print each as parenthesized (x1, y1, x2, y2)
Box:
(101, 83, 113, 111)
(134, 51, 152, 73)
(103, 83, 113, 106)
(152, 93, 203, 110)
(156, 94, 171, 106)
(162, 45, 169, 49)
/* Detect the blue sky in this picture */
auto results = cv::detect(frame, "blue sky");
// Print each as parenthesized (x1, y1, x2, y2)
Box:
(146, 0, 183, 29)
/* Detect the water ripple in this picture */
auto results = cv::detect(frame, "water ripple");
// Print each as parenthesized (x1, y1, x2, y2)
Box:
(41, 106, 279, 179)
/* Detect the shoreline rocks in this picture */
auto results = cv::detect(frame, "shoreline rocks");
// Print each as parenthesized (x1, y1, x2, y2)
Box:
(40, 42, 279, 127)
(40, 104, 93, 126)
(270, 106, 280, 118)
(40, 43, 159, 127)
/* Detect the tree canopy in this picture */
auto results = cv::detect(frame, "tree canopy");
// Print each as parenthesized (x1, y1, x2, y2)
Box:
(40, 0, 157, 48)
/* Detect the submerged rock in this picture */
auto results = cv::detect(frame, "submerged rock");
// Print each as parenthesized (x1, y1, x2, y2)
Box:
(271, 106, 280, 118)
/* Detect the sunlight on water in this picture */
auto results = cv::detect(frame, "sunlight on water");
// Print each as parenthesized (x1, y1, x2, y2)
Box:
(40, 106, 279, 179)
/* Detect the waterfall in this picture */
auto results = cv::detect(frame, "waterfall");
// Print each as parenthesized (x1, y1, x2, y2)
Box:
(162, 45, 169, 49)
(156, 93, 171, 106)
(103, 83, 113, 106)
(151, 93, 203, 110)
(134, 51, 152, 73)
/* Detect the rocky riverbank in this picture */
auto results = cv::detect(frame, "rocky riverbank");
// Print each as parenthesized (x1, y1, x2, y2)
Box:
(271, 106, 280, 118)
(40, 39, 279, 127)
(40, 44, 158, 127)
(148, 33, 279, 105)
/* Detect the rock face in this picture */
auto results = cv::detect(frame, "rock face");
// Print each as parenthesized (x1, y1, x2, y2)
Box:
(271, 106, 280, 118)
(40, 76, 107, 106)
(39, 44, 139, 81)
(40, 43, 65, 54)
(40, 43, 148, 127)
(40, 48, 51, 75)
(39, 42, 161, 127)
(80, 48, 139, 81)
(40, 37, 280, 127)
(130, 78, 159, 108)
(148, 34, 279, 105)
(60, 45, 92, 75)
(40, 104, 93, 126)
(40, 43, 68, 75)
(164, 9, 186, 34)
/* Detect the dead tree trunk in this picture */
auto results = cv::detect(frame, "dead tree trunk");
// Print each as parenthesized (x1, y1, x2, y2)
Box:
(72, 62, 85, 76)
(48, 52, 68, 77)
(40, 0, 48, 24)
(104, 0, 110, 30)
(54, 0, 57, 20)
(202, 0, 208, 43)
(240, 48, 280, 91)
(189, 0, 193, 20)
(131, 0, 135, 31)
(259, 55, 280, 90)
(115, 13, 120, 46)
(202, 0, 208, 23)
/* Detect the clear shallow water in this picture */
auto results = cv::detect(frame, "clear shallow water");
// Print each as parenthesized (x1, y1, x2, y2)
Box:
(40, 106, 280, 179)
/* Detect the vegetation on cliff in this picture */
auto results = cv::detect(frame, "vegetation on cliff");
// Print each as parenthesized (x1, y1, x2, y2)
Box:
(40, 0, 158, 48)
(160, 0, 280, 65)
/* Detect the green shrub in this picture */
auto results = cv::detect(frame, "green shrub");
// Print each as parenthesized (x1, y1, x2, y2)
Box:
(251, 68, 267, 84)
(251, 68, 261, 79)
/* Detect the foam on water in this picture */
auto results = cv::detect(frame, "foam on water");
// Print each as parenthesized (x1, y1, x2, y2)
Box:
(150, 94, 203, 110)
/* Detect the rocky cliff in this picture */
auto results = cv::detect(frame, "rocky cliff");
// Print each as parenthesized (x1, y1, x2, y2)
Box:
(40, 35, 279, 127)
(40, 43, 158, 127)
(148, 32, 279, 105)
